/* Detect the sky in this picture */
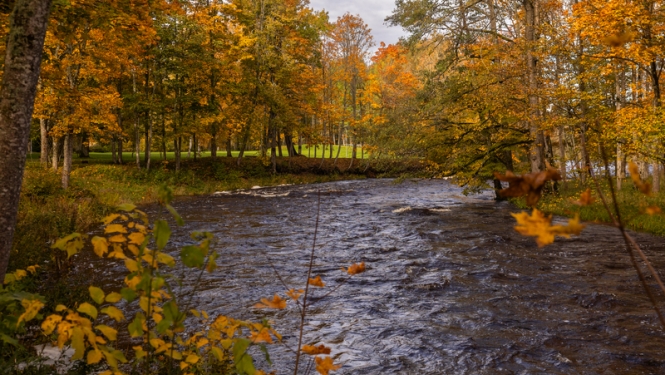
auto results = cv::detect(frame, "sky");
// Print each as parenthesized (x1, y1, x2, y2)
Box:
(308, 0, 406, 53)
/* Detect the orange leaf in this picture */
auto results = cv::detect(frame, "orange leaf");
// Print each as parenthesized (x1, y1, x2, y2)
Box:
(646, 206, 662, 215)
(286, 289, 304, 300)
(494, 167, 561, 206)
(346, 262, 365, 275)
(315, 356, 341, 375)
(571, 188, 595, 206)
(302, 344, 331, 355)
(253, 295, 286, 309)
(308, 276, 325, 287)
(628, 162, 651, 195)
(250, 329, 273, 343)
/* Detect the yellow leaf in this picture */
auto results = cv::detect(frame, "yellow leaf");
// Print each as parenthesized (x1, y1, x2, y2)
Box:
(87, 349, 103, 364)
(95, 325, 118, 341)
(109, 234, 127, 243)
(26, 265, 39, 274)
(41, 315, 63, 335)
(185, 353, 200, 364)
(133, 346, 146, 359)
(210, 346, 225, 361)
(17, 299, 45, 327)
(124, 259, 139, 272)
(102, 214, 121, 225)
(128, 244, 140, 256)
(91, 236, 109, 258)
(77, 303, 98, 319)
(55, 304, 68, 312)
(128, 232, 146, 245)
(89, 286, 105, 304)
(105, 224, 128, 234)
(101, 306, 125, 322)
(105, 292, 122, 303)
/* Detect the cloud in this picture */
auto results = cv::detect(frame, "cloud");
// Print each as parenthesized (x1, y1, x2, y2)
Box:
(308, 0, 406, 52)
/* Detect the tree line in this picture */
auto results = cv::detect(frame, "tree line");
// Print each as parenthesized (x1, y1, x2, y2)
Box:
(383, 0, 665, 193)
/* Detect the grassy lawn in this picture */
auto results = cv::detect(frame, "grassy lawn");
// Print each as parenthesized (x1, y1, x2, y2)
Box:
(23, 145, 365, 164)
(513, 178, 665, 236)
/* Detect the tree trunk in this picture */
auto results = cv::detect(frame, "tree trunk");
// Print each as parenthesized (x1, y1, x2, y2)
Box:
(525, 0, 545, 173)
(61, 133, 72, 189)
(210, 124, 217, 158)
(226, 132, 232, 157)
(0, 0, 52, 281)
(51, 136, 60, 170)
(39, 118, 49, 165)
(111, 136, 117, 164)
(558, 126, 567, 189)
(117, 137, 123, 164)
(175, 136, 181, 171)
(134, 118, 141, 169)
(653, 162, 661, 193)
(144, 113, 152, 171)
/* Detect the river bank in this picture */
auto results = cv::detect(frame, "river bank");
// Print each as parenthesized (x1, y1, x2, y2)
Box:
(512, 178, 665, 236)
(12, 157, 428, 273)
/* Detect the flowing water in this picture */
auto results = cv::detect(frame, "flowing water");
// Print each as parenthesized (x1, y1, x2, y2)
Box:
(91, 179, 665, 374)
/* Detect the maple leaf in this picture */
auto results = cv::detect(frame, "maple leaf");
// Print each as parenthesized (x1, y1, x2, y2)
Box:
(302, 344, 331, 355)
(286, 289, 304, 300)
(494, 167, 561, 206)
(346, 262, 365, 275)
(512, 209, 585, 247)
(253, 295, 287, 309)
(571, 188, 595, 206)
(628, 162, 651, 195)
(250, 329, 273, 343)
(308, 276, 325, 287)
(315, 356, 341, 375)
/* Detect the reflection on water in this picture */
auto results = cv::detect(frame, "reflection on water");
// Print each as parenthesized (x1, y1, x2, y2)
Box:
(90, 179, 665, 374)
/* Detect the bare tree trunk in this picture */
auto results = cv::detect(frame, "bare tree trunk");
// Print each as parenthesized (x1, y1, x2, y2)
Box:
(525, 0, 545, 173)
(0, 0, 52, 281)
(134, 118, 141, 169)
(111, 136, 116, 164)
(175, 137, 181, 171)
(210, 124, 217, 158)
(653, 162, 661, 193)
(558, 126, 567, 189)
(51, 136, 60, 170)
(226, 132, 232, 157)
(117, 138, 123, 164)
(39, 118, 49, 165)
(61, 133, 72, 189)
(145, 113, 152, 171)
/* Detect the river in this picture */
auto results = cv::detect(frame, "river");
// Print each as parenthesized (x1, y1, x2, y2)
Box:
(97, 179, 665, 374)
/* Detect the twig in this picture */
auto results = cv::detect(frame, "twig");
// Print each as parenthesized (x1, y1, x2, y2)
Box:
(293, 191, 321, 375)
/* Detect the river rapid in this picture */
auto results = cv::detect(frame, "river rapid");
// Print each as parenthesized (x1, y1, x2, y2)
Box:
(96, 179, 665, 374)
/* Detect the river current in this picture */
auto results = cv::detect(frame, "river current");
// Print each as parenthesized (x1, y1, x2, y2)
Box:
(95, 179, 665, 374)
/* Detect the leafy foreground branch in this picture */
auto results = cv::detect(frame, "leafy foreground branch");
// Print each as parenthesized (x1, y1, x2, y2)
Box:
(2, 187, 364, 374)
(496, 161, 665, 330)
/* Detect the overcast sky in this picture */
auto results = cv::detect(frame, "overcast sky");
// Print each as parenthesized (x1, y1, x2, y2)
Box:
(308, 0, 406, 53)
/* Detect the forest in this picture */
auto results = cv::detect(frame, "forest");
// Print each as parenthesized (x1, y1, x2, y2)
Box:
(2, 0, 665, 373)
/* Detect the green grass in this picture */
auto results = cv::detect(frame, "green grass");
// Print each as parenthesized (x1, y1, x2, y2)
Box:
(513, 178, 665, 236)
(23, 145, 364, 164)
